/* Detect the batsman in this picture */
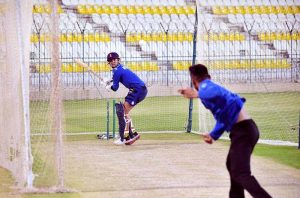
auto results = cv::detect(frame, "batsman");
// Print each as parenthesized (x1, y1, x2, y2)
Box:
(105, 52, 148, 145)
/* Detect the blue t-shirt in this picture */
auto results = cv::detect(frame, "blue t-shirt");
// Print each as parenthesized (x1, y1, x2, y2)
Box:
(111, 64, 145, 91)
(198, 79, 245, 140)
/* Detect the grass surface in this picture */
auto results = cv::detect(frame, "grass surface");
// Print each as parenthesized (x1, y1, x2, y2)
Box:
(30, 92, 300, 142)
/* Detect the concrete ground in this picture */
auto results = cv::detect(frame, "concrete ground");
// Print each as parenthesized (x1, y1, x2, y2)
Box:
(63, 139, 300, 198)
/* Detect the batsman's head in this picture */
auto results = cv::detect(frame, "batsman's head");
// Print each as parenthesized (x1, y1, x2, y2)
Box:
(107, 52, 120, 68)
(189, 64, 211, 90)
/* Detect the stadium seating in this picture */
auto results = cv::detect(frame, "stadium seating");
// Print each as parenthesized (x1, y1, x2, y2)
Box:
(31, 0, 300, 73)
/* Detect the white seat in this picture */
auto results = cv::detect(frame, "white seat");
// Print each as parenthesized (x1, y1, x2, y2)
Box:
(176, 0, 186, 6)
(277, 13, 287, 22)
(152, 0, 160, 6)
(62, 0, 73, 5)
(78, 0, 87, 4)
(170, 14, 179, 22)
(168, 0, 177, 6)
(228, 14, 237, 24)
(86, 0, 95, 4)
(286, 14, 295, 22)
(153, 14, 163, 23)
(277, 0, 287, 6)
(150, 22, 161, 32)
(235, 14, 245, 24)
(162, 14, 171, 23)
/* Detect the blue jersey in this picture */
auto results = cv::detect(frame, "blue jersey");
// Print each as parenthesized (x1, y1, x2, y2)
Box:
(111, 64, 145, 91)
(198, 79, 245, 140)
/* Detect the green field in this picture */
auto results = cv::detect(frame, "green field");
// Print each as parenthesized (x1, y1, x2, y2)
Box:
(30, 92, 300, 142)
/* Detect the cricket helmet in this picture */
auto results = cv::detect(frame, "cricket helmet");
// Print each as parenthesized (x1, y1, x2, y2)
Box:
(107, 52, 120, 62)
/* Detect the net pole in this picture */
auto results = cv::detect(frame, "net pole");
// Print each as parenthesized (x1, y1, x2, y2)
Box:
(187, 2, 198, 133)
(15, 0, 34, 188)
(113, 99, 116, 138)
(49, 0, 64, 189)
(298, 111, 300, 149)
(106, 100, 110, 140)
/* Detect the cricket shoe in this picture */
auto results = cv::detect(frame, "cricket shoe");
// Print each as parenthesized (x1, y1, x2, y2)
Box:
(125, 132, 140, 145)
(113, 138, 126, 145)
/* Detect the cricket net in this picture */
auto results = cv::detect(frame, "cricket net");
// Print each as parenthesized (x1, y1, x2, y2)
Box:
(194, 1, 300, 146)
(0, 0, 33, 188)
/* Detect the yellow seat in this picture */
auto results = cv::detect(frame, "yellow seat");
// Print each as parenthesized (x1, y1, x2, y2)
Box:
(74, 63, 84, 72)
(259, 32, 267, 41)
(269, 6, 278, 14)
(135, 5, 145, 14)
(244, 6, 254, 14)
(184, 33, 193, 41)
(42, 4, 63, 14)
(260, 6, 269, 14)
(291, 32, 297, 40)
(94, 5, 102, 14)
(65, 34, 74, 42)
(278, 59, 291, 68)
(240, 60, 250, 69)
(148, 62, 159, 71)
(291, 6, 300, 14)
(127, 62, 138, 71)
(101, 5, 112, 14)
(173, 61, 190, 70)
(218, 32, 226, 41)
(118, 5, 128, 14)
(66, 63, 74, 72)
(275, 32, 283, 40)
(44, 5, 51, 14)
(159, 6, 169, 14)
(151, 33, 159, 41)
(167, 6, 177, 14)
(157, 33, 167, 42)
(77, 5, 87, 14)
(143, 6, 152, 14)
(31, 34, 39, 43)
(61, 63, 68, 73)
(150, 6, 161, 14)
(37, 64, 51, 73)
(39, 34, 50, 42)
(228, 6, 238, 14)
(186, 6, 195, 14)
(126, 34, 135, 42)
(111, 6, 120, 14)
(277, 6, 286, 14)
(91, 62, 109, 72)
(167, 33, 177, 41)
(219, 6, 228, 15)
(252, 6, 262, 14)
(212, 6, 222, 15)
(264, 59, 272, 68)
(282, 33, 291, 40)
(34, 4, 45, 13)
(177, 32, 185, 42)
(175, 6, 185, 15)
(236, 6, 246, 14)
(141, 33, 152, 42)
(235, 32, 245, 41)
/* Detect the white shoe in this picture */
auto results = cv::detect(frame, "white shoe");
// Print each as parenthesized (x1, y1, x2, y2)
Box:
(113, 138, 125, 145)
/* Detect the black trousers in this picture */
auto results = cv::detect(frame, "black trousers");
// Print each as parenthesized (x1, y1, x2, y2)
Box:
(226, 119, 272, 198)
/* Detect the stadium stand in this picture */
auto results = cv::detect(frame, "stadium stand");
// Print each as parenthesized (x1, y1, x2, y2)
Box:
(30, 0, 299, 77)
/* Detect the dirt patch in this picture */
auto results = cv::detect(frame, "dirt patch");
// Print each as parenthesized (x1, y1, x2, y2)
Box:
(64, 140, 300, 198)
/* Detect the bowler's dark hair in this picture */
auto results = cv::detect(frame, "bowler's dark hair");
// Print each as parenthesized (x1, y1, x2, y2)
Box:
(189, 64, 211, 82)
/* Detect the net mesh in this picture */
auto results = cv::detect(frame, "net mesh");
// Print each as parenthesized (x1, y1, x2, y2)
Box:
(195, 1, 300, 145)
(0, 0, 33, 187)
